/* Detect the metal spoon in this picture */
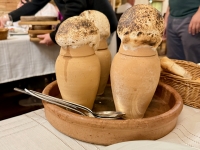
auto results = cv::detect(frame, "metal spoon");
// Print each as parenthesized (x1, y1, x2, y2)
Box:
(14, 88, 125, 119)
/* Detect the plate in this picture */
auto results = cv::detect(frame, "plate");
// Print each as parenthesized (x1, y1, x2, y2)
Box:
(102, 141, 195, 150)
(8, 26, 28, 35)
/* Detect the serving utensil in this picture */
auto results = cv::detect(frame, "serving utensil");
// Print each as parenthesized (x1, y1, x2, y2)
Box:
(14, 88, 125, 119)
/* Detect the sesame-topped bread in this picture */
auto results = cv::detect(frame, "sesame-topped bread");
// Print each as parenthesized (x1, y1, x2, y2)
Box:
(80, 10, 110, 40)
(117, 4, 164, 51)
(55, 16, 100, 49)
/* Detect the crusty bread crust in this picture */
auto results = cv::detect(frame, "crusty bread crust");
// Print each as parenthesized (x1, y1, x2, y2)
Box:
(80, 10, 110, 40)
(55, 16, 100, 49)
(117, 4, 164, 51)
(160, 57, 192, 79)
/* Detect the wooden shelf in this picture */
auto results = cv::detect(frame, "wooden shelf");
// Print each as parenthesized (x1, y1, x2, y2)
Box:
(28, 29, 54, 34)
(18, 20, 60, 25)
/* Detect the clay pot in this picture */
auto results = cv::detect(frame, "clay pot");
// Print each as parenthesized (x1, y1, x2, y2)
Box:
(95, 39, 111, 95)
(110, 44, 161, 119)
(55, 45, 101, 109)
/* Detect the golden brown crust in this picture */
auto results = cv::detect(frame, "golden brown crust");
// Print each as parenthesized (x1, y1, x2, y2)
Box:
(117, 4, 164, 50)
(160, 56, 192, 79)
(194, 78, 200, 83)
(55, 16, 100, 49)
(80, 10, 110, 40)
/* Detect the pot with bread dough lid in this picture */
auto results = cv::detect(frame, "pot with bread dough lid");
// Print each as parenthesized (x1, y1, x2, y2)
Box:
(55, 16, 101, 109)
(80, 10, 111, 96)
(110, 4, 164, 119)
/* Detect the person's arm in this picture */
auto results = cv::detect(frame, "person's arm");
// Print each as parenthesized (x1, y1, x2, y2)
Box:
(9, 0, 50, 22)
(189, 6, 200, 35)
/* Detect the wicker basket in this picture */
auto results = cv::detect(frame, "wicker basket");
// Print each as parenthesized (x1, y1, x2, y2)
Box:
(0, 28, 8, 40)
(160, 59, 200, 109)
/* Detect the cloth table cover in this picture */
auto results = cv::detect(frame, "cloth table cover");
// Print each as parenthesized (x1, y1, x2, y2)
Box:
(0, 105, 199, 150)
(0, 35, 60, 84)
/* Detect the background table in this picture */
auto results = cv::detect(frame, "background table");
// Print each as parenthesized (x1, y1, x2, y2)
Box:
(0, 33, 117, 84)
(0, 105, 199, 150)
(0, 35, 60, 84)
(0, 33, 117, 121)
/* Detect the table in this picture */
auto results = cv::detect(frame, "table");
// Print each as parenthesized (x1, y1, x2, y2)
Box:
(0, 33, 117, 84)
(0, 35, 60, 84)
(0, 105, 199, 150)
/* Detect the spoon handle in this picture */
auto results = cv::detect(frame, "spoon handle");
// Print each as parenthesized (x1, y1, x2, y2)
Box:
(14, 88, 86, 116)
(27, 89, 125, 119)
(14, 88, 125, 119)
(26, 89, 94, 114)
(14, 88, 95, 116)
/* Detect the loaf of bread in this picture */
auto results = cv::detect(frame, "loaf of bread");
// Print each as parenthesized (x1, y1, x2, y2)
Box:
(117, 4, 164, 51)
(55, 16, 100, 49)
(80, 10, 110, 41)
(160, 56, 192, 79)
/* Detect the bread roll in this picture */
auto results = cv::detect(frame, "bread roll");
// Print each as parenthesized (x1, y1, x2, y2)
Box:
(117, 4, 164, 51)
(80, 10, 110, 40)
(160, 56, 192, 79)
(55, 16, 100, 49)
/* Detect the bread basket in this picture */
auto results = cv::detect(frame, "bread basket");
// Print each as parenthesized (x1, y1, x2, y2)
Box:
(160, 59, 200, 109)
(0, 28, 8, 40)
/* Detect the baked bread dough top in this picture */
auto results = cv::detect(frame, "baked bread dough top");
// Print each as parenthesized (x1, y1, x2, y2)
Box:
(80, 10, 110, 40)
(117, 4, 164, 51)
(56, 16, 100, 49)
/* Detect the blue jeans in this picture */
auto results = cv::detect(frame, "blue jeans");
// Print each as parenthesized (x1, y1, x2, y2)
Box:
(166, 15, 200, 63)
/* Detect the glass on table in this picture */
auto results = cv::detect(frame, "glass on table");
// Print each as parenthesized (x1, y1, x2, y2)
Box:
(1, 14, 13, 28)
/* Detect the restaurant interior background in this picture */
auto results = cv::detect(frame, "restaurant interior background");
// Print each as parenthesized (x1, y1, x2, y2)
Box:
(0, 0, 169, 120)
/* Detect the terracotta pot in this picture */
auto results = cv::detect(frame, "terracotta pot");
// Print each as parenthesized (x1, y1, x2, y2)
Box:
(95, 39, 111, 95)
(110, 44, 161, 119)
(55, 45, 101, 109)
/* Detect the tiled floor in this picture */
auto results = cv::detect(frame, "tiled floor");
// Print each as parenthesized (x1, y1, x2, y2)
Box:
(0, 74, 56, 121)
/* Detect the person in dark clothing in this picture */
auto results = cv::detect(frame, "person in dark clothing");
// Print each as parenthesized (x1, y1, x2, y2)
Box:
(164, 0, 200, 63)
(0, 0, 118, 46)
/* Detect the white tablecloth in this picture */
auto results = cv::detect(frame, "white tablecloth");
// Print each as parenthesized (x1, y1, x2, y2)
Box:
(0, 33, 117, 84)
(0, 35, 60, 84)
(0, 105, 199, 150)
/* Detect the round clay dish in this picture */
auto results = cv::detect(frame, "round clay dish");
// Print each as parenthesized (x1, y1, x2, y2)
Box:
(42, 81, 183, 145)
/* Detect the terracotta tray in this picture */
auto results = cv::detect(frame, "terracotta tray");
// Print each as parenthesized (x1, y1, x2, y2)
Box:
(42, 81, 183, 145)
